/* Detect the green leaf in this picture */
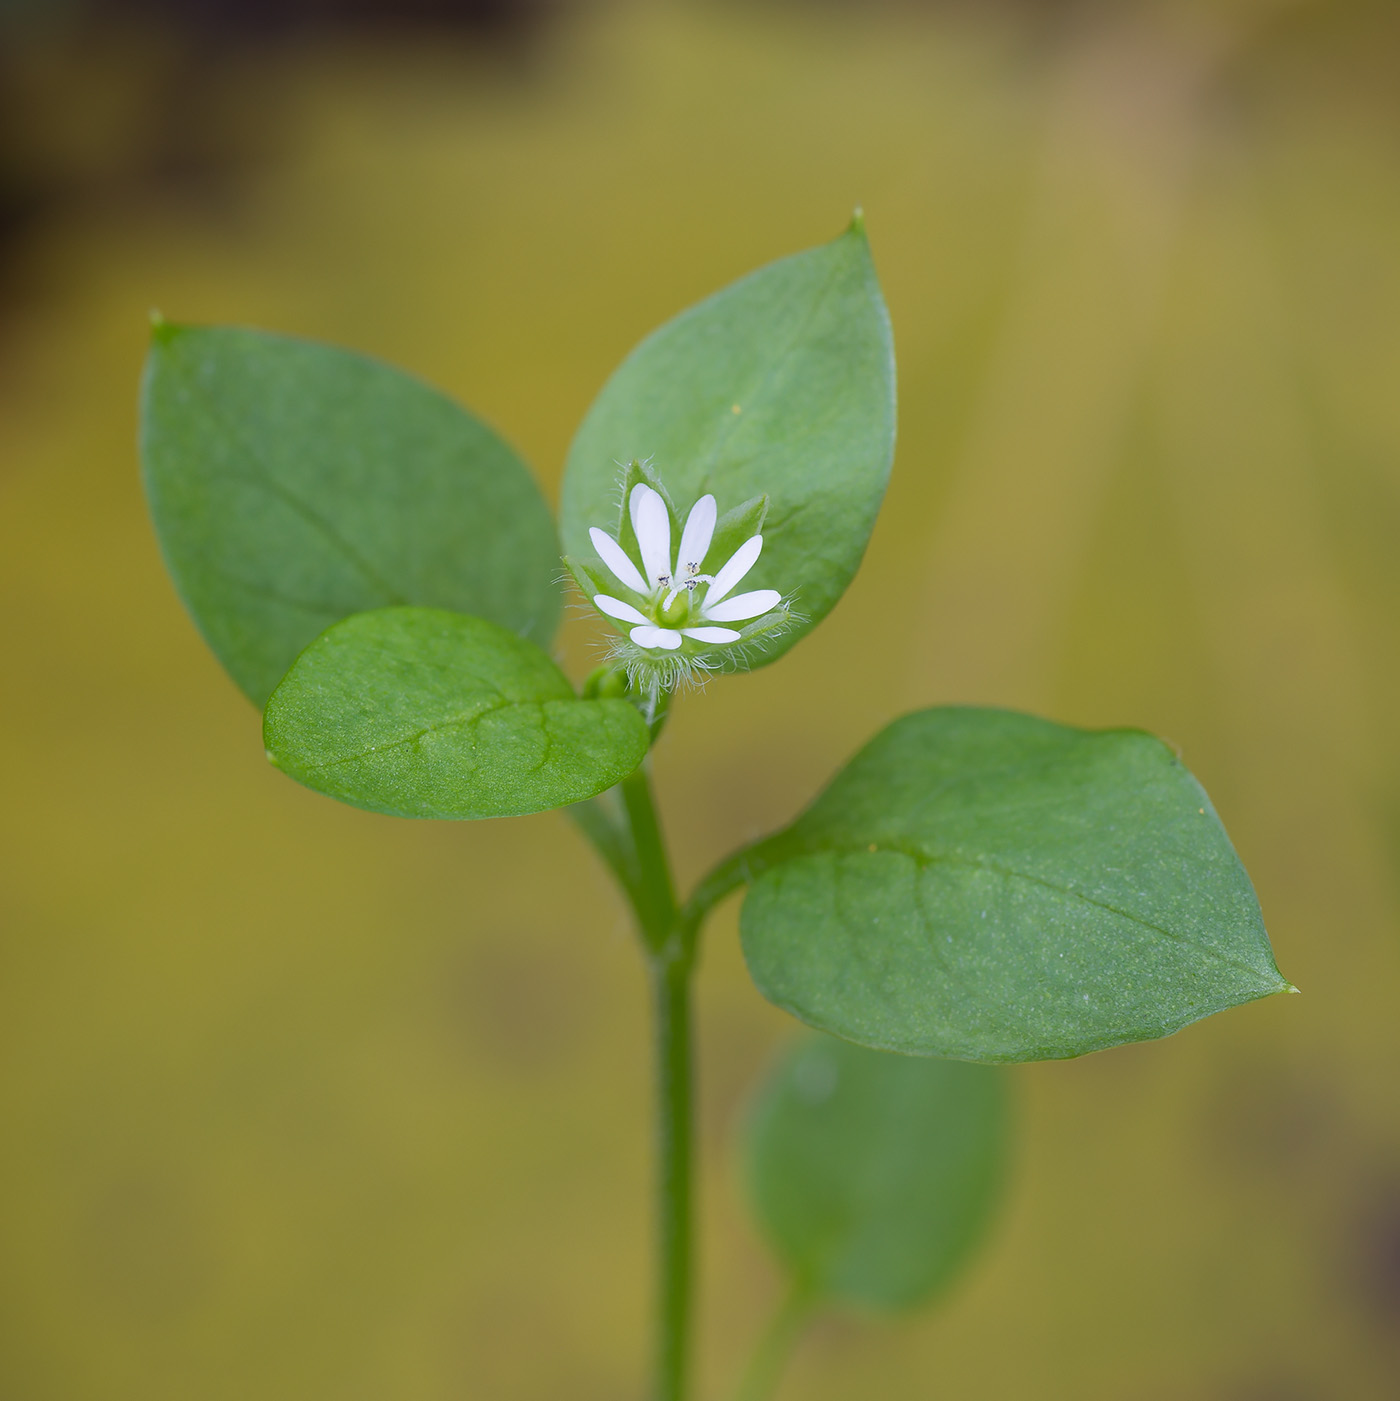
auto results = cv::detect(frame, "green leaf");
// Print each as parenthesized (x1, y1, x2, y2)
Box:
(141, 323, 562, 706)
(263, 608, 648, 819)
(743, 1034, 1010, 1311)
(738, 707, 1292, 1062)
(559, 218, 895, 671)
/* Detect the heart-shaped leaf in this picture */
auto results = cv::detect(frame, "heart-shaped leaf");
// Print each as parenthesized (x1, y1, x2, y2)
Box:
(559, 218, 895, 672)
(264, 609, 648, 819)
(743, 1034, 1010, 1311)
(141, 324, 561, 705)
(738, 707, 1292, 1062)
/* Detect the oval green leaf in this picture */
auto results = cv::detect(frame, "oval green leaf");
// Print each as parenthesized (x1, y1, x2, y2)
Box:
(263, 608, 648, 819)
(559, 219, 895, 671)
(738, 707, 1292, 1062)
(743, 1034, 1011, 1311)
(141, 324, 562, 706)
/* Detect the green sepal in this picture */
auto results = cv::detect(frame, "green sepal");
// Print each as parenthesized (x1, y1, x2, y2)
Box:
(613, 458, 682, 571)
(564, 554, 646, 614)
(707, 492, 769, 573)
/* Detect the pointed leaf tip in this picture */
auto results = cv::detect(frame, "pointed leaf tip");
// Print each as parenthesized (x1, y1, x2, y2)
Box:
(849, 206, 866, 235)
(148, 309, 179, 345)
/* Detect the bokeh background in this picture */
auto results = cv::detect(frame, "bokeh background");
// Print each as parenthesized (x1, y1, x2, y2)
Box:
(3, 0, 1399, 1396)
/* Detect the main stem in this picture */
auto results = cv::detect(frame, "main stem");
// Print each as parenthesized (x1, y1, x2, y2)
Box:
(575, 755, 748, 1399)
(651, 949, 693, 1401)
(617, 764, 694, 1401)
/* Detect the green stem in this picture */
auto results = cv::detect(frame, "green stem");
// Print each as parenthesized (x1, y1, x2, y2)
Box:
(573, 751, 757, 1401)
(620, 764, 679, 951)
(618, 762, 693, 1400)
(582, 759, 693, 1399)
(733, 1281, 816, 1401)
(651, 948, 693, 1401)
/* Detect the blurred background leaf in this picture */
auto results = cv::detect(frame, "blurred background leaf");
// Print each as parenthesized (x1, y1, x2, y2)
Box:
(742, 1034, 1010, 1310)
(3, 1, 1400, 1399)
(737, 1034, 1010, 1399)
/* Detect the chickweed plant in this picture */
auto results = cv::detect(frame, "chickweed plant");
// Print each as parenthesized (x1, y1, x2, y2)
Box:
(140, 215, 1291, 1400)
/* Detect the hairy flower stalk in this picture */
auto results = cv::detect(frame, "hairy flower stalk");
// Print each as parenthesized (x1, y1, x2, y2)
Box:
(574, 479, 790, 690)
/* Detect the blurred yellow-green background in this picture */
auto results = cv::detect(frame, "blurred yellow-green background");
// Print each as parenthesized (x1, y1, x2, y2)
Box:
(3, 0, 1400, 1395)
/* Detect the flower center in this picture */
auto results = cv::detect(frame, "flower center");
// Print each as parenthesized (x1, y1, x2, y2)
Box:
(656, 587, 692, 629)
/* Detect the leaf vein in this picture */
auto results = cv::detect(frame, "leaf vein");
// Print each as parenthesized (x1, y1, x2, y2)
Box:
(807, 843, 1269, 984)
(174, 362, 408, 604)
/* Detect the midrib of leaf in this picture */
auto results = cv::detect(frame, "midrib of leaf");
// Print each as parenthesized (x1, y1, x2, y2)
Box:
(701, 738, 1183, 913)
(172, 361, 409, 605)
(295, 696, 517, 772)
(291, 691, 586, 777)
(203, 562, 367, 618)
(795, 840, 1274, 986)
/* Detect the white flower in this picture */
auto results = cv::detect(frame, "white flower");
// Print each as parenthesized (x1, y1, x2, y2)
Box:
(588, 484, 783, 652)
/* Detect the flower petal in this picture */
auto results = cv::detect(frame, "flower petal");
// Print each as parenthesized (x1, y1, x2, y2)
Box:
(629, 484, 673, 588)
(630, 624, 683, 651)
(702, 589, 782, 623)
(593, 594, 650, 626)
(676, 494, 716, 576)
(681, 626, 741, 643)
(589, 527, 648, 594)
(704, 534, 762, 605)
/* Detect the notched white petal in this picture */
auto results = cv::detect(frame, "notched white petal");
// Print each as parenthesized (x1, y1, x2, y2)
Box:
(702, 588, 782, 623)
(589, 527, 648, 594)
(676, 493, 716, 575)
(704, 534, 762, 605)
(630, 624, 683, 651)
(593, 486, 789, 675)
(593, 594, 650, 626)
(630, 484, 673, 588)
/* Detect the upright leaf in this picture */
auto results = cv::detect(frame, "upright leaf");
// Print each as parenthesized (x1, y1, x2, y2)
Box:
(738, 707, 1292, 1062)
(264, 608, 648, 819)
(743, 1034, 1010, 1311)
(559, 219, 895, 671)
(142, 324, 561, 705)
